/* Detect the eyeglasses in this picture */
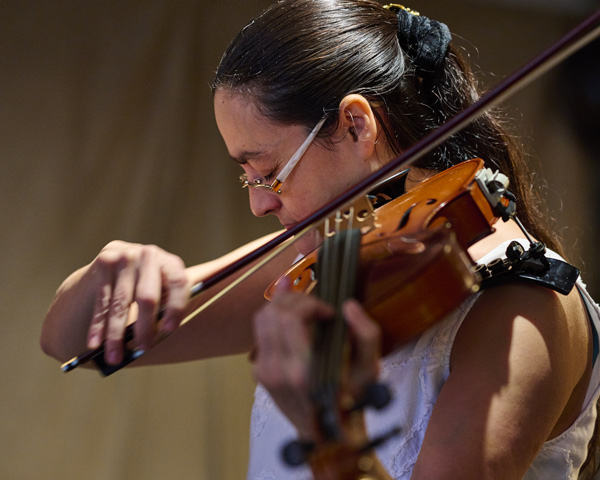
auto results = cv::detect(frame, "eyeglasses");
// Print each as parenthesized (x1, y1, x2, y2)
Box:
(239, 116, 327, 195)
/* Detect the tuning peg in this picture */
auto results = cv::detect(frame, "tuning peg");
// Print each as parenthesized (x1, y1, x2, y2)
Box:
(281, 439, 315, 466)
(352, 382, 392, 412)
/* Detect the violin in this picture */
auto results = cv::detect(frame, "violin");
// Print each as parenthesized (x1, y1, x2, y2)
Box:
(267, 158, 505, 353)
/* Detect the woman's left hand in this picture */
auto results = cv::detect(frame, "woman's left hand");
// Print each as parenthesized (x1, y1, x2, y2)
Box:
(250, 278, 382, 442)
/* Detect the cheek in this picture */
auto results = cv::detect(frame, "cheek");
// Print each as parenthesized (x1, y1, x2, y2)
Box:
(283, 151, 360, 218)
(284, 188, 329, 219)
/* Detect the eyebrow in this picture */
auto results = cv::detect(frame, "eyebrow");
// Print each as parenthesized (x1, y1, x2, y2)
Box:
(229, 150, 271, 165)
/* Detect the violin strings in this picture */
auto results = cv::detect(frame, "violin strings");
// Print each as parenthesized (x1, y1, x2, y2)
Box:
(329, 209, 355, 384)
(312, 207, 360, 407)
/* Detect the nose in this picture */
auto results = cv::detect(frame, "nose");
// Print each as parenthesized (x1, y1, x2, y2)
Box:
(248, 186, 281, 217)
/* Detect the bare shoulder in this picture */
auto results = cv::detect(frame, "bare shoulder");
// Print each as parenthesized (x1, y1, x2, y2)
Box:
(412, 282, 592, 479)
(454, 282, 590, 375)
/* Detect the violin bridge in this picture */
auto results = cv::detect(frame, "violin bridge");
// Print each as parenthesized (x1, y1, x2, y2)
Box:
(322, 195, 378, 238)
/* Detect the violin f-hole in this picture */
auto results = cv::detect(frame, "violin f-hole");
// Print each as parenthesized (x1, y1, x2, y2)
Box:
(397, 204, 415, 230)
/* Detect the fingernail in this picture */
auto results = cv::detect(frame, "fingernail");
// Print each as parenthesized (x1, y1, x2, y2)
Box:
(107, 349, 119, 365)
(162, 319, 176, 333)
(88, 334, 100, 349)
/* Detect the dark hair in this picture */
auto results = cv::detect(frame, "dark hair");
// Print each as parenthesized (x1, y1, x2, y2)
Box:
(212, 0, 563, 255)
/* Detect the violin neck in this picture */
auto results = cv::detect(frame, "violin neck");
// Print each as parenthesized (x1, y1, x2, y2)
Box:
(311, 226, 362, 440)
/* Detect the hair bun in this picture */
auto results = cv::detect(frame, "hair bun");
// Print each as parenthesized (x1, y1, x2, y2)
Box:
(385, 4, 451, 78)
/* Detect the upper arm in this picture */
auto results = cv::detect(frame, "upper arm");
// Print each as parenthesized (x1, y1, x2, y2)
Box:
(410, 284, 591, 480)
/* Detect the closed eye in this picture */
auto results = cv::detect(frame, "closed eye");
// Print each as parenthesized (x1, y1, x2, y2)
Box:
(262, 170, 277, 182)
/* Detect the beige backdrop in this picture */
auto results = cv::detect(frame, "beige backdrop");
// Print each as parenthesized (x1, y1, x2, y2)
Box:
(1, 1, 598, 479)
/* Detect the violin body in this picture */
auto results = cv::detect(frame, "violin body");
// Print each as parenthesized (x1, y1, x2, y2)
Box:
(266, 158, 503, 352)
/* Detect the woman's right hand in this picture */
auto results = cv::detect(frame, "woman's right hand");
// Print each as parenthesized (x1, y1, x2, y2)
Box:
(41, 231, 292, 368)
(41, 240, 191, 366)
(84, 240, 191, 365)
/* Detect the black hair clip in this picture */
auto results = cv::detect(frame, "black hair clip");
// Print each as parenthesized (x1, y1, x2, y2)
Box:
(384, 4, 452, 78)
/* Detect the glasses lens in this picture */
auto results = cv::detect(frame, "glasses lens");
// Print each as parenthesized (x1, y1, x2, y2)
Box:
(239, 174, 273, 191)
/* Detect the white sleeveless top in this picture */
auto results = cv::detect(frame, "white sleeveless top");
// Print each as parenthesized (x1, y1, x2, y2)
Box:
(246, 240, 600, 480)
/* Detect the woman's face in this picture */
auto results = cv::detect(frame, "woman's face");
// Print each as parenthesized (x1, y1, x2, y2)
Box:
(214, 90, 380, 254)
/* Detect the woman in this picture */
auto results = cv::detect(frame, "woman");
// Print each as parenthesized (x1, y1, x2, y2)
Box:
(40, 1, 600, 478)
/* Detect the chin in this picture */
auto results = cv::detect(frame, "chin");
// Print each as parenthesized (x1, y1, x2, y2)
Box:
(292, 229, 323, 256)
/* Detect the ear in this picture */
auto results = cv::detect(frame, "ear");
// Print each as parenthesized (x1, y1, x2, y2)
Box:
(337, 94, 379, 162)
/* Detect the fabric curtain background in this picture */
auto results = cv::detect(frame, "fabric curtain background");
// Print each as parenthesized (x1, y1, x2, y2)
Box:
(1, 1, 597, 479)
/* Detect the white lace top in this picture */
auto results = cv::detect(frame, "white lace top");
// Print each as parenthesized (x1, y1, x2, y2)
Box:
(246, 241, 600, 479)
